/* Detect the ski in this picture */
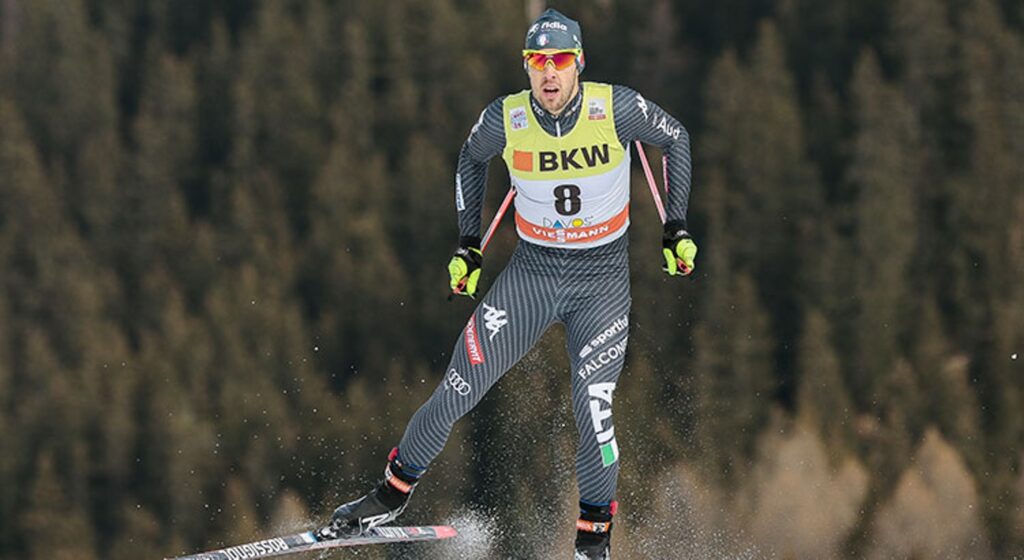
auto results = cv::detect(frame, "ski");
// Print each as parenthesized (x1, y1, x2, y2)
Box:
(165, 525, 458, 559)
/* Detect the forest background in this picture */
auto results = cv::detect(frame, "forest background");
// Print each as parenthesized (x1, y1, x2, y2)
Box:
(0, 0, 1022, 558)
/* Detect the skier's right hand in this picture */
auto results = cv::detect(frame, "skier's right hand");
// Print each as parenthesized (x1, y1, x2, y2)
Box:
(448, 241, 483, 298)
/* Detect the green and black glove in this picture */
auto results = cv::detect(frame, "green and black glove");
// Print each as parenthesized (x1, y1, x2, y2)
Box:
(662, 221, 698, 276)
(448, 237, 483, 298)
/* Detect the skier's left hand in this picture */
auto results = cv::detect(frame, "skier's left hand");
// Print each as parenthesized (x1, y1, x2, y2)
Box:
(662, 222, 697, 276)
(448, 243, 483, 297)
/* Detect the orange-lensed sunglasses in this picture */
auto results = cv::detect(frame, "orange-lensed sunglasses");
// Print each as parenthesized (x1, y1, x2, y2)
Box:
(522, 49, 582, 71)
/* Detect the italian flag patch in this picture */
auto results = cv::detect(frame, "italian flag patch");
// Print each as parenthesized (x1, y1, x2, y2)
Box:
(600, 440, 619, 467)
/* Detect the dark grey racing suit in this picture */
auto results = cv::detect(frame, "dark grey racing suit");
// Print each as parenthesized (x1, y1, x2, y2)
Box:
(397, 84, 692, 506)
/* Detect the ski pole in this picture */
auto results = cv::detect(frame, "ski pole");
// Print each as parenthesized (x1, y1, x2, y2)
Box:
(635, 140, 667, 224)
(480, 187, 516, 254)
(450, 187, 516, 298)
(662, 150, 669, 194)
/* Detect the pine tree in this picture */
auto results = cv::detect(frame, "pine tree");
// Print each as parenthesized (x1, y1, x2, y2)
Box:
(878, 357, 924, 461)
(701, 21, 823, 404)
(691, 176, 775, 485)
(394, 133, 464, 357)
(846, 49, 920, 408)
(8, 0, 116, 169)
(72, 127, 123, 252)
(473, 1, 527, 95)
(132, 331, 219, 545)
(776, 0, 881, 93)
(795, 309, 853, 456)
(891, 0, 959, 159)
(952, 0, 1024, 551)
(202, 262, 305, 490)
(866, 429, 992, 559)
(691, 276, 775, 486)
(403, 0, 497, 144)
(108, 505, 163, 560)
(20, 453, 98, 560)
(373, 0, 422, 155)
(304, 97, 408, 383)
(232, 0, 326, 231)
(68, 311, 134, 539)
(195, 18, 236, 206)
(911, 299, 981, 458)
(629, 0, 689, 105)
(746, 421, 868, 559)
(138, 274, 215, 417)
(268, 490, 309, 532)
(220, 477, 262, 545)
(0, 97, 60, 310)
(0, 95, 113, 434)
(116, 50, 198, 336)
(0, 299, 11, 555)
(804, 71, 846, 197)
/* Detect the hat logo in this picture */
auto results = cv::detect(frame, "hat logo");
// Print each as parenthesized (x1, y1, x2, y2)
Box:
(537, 33, 549, 47)
(540, 21, 568, 31)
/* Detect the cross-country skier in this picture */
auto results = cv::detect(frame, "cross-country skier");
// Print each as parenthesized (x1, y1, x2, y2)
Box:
(317, 9, 697, 559)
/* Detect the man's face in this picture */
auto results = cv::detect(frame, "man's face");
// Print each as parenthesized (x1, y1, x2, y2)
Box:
(527, 54, 580, 116)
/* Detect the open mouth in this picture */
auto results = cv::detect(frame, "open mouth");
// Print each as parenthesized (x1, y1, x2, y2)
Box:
(542, 85, 560, 100)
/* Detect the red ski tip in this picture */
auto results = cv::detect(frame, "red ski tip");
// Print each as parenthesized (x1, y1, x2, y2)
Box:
(434, 526, 459, 539)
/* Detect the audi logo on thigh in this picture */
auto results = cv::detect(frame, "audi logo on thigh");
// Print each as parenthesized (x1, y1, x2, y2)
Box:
(446, 368, 472, 396)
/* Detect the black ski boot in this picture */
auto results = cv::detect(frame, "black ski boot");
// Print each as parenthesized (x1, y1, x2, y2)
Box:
(574, 501, 616, 560)
(316, 448, 422, 540)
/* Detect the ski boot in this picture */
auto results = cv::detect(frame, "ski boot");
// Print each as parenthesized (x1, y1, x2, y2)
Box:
(574, 501, 616, 560)
(316, 448, 422, 540)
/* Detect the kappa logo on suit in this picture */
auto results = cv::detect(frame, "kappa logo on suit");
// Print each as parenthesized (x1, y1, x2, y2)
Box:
(481, 304, 508, 341)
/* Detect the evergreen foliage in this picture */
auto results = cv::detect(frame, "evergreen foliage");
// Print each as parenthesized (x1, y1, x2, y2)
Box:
(0, 0, 1021, 557)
